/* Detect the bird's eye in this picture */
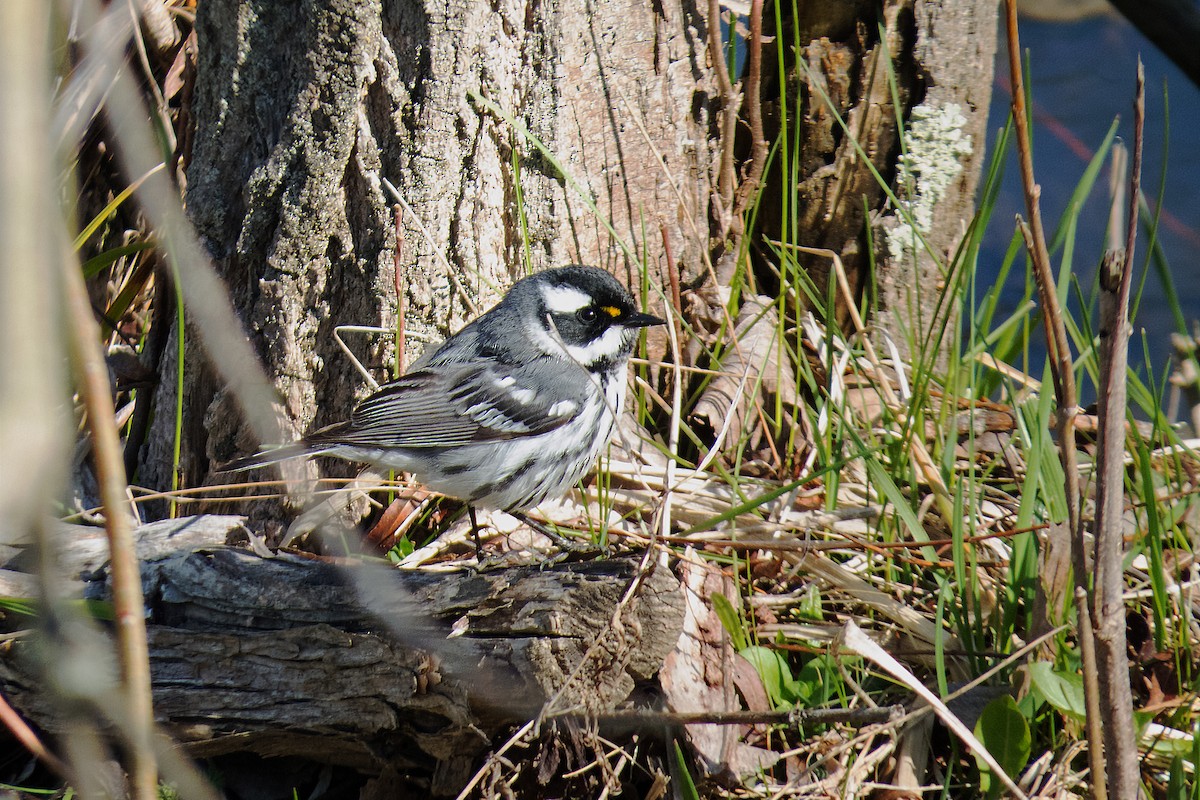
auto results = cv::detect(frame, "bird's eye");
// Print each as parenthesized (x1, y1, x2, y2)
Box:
(577, 307, 598, 323)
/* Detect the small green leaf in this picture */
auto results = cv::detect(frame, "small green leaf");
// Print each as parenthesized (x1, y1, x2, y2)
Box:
(974, 695, 1030, 799)
(1166, 755, 1186, 800)
(711, 592, 747, 652)
(0, 597, 114, 621)
(797, 584, 823, 621)
(73, 163, 165, 251)
(740, 645, 797, 708)
(672, 740, 700, 800)
(1028, 661, 1087, 719)
(81, 241, 156, 278)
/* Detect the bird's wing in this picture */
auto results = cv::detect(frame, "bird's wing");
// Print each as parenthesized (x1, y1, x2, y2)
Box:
(307, 359, 588, 450)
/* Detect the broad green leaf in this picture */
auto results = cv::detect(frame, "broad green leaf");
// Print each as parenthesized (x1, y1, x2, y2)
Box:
(739, 645, 797, 708)
(1028, 661, 1086, 720)
(974, 695, 1031, 799)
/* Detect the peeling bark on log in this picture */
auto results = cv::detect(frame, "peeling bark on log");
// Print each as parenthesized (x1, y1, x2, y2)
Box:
(0, 516, 684, 793)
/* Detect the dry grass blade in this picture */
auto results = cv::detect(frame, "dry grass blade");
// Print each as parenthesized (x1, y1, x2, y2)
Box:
(788, 245, 954, 520)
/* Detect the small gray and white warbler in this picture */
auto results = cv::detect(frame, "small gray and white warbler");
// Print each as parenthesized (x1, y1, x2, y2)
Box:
(227, 265, 665, 516)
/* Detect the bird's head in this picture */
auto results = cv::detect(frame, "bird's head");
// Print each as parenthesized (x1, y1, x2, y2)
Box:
(514, 266, 665, 370)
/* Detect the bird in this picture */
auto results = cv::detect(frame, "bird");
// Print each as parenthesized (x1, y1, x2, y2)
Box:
(226, 265, 665, 540)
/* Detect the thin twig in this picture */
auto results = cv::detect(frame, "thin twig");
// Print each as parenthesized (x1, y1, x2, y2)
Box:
(0, 691, 68, 776)
(1074, 587, 1106, 798)
(707, 0, 740, 241)
(567, 705, 904, 728)
(1004, 7, 1101, 783)
(382, 178, 480, 316)
(1003, 0, 1081, 565)
(731, 0, 767, 218)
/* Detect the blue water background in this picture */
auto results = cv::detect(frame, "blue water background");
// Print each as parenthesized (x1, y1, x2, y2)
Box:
(985, 13, 1200, 400)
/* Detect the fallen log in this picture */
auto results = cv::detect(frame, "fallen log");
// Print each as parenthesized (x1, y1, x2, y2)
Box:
(0, 516, 685, 793)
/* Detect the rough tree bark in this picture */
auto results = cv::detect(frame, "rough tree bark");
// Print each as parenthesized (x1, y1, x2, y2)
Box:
(140, 0, 997, 494)
(141, 0, 716, 495)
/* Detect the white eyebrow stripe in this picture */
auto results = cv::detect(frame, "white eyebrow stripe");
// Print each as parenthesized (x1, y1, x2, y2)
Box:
(541, 284, 592, 313)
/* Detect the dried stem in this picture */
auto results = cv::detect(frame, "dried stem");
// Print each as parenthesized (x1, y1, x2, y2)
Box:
(1003, 2, 1081, 560)
(1090, 62, 1144, 800)
(575, 705, 903, 728)
(1005, 2, 1104, 786)
(1074, 587, 1107, 800)
(662, 223, 683, 324)
(0, 691, 68, 776)
(63, 250, 157, 797)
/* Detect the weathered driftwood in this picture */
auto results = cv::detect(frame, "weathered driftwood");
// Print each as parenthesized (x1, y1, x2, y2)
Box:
(0, 515, 684, 791)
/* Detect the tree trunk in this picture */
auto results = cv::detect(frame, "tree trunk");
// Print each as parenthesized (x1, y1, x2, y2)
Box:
(141, 0, 716, 495)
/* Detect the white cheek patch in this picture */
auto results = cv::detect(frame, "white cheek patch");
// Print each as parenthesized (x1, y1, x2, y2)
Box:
(527, 320, 564, 357)
(541, 284, 592, 314)
(564, 326, 626, 367)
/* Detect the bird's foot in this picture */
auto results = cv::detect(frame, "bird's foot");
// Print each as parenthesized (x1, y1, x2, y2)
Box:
(510, 512, 608, 564)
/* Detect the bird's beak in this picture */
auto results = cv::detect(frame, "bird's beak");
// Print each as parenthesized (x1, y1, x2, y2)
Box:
(626, 311, 667, 328)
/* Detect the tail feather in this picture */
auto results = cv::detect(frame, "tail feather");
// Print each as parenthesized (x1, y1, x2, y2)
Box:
(219, 442, 322, 472)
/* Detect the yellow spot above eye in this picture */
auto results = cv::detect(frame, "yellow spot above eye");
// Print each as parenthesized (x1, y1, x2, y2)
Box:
(601, 306, 621, 318)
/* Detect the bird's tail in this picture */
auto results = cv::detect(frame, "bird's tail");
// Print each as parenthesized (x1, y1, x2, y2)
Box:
(218, 442, 324, 473)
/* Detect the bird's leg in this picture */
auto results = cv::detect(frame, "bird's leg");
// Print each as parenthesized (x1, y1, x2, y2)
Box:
(468, 506, 483, 560)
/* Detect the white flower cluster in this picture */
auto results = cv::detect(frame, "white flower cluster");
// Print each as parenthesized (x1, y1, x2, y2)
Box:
(885, 101, 973, 264)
